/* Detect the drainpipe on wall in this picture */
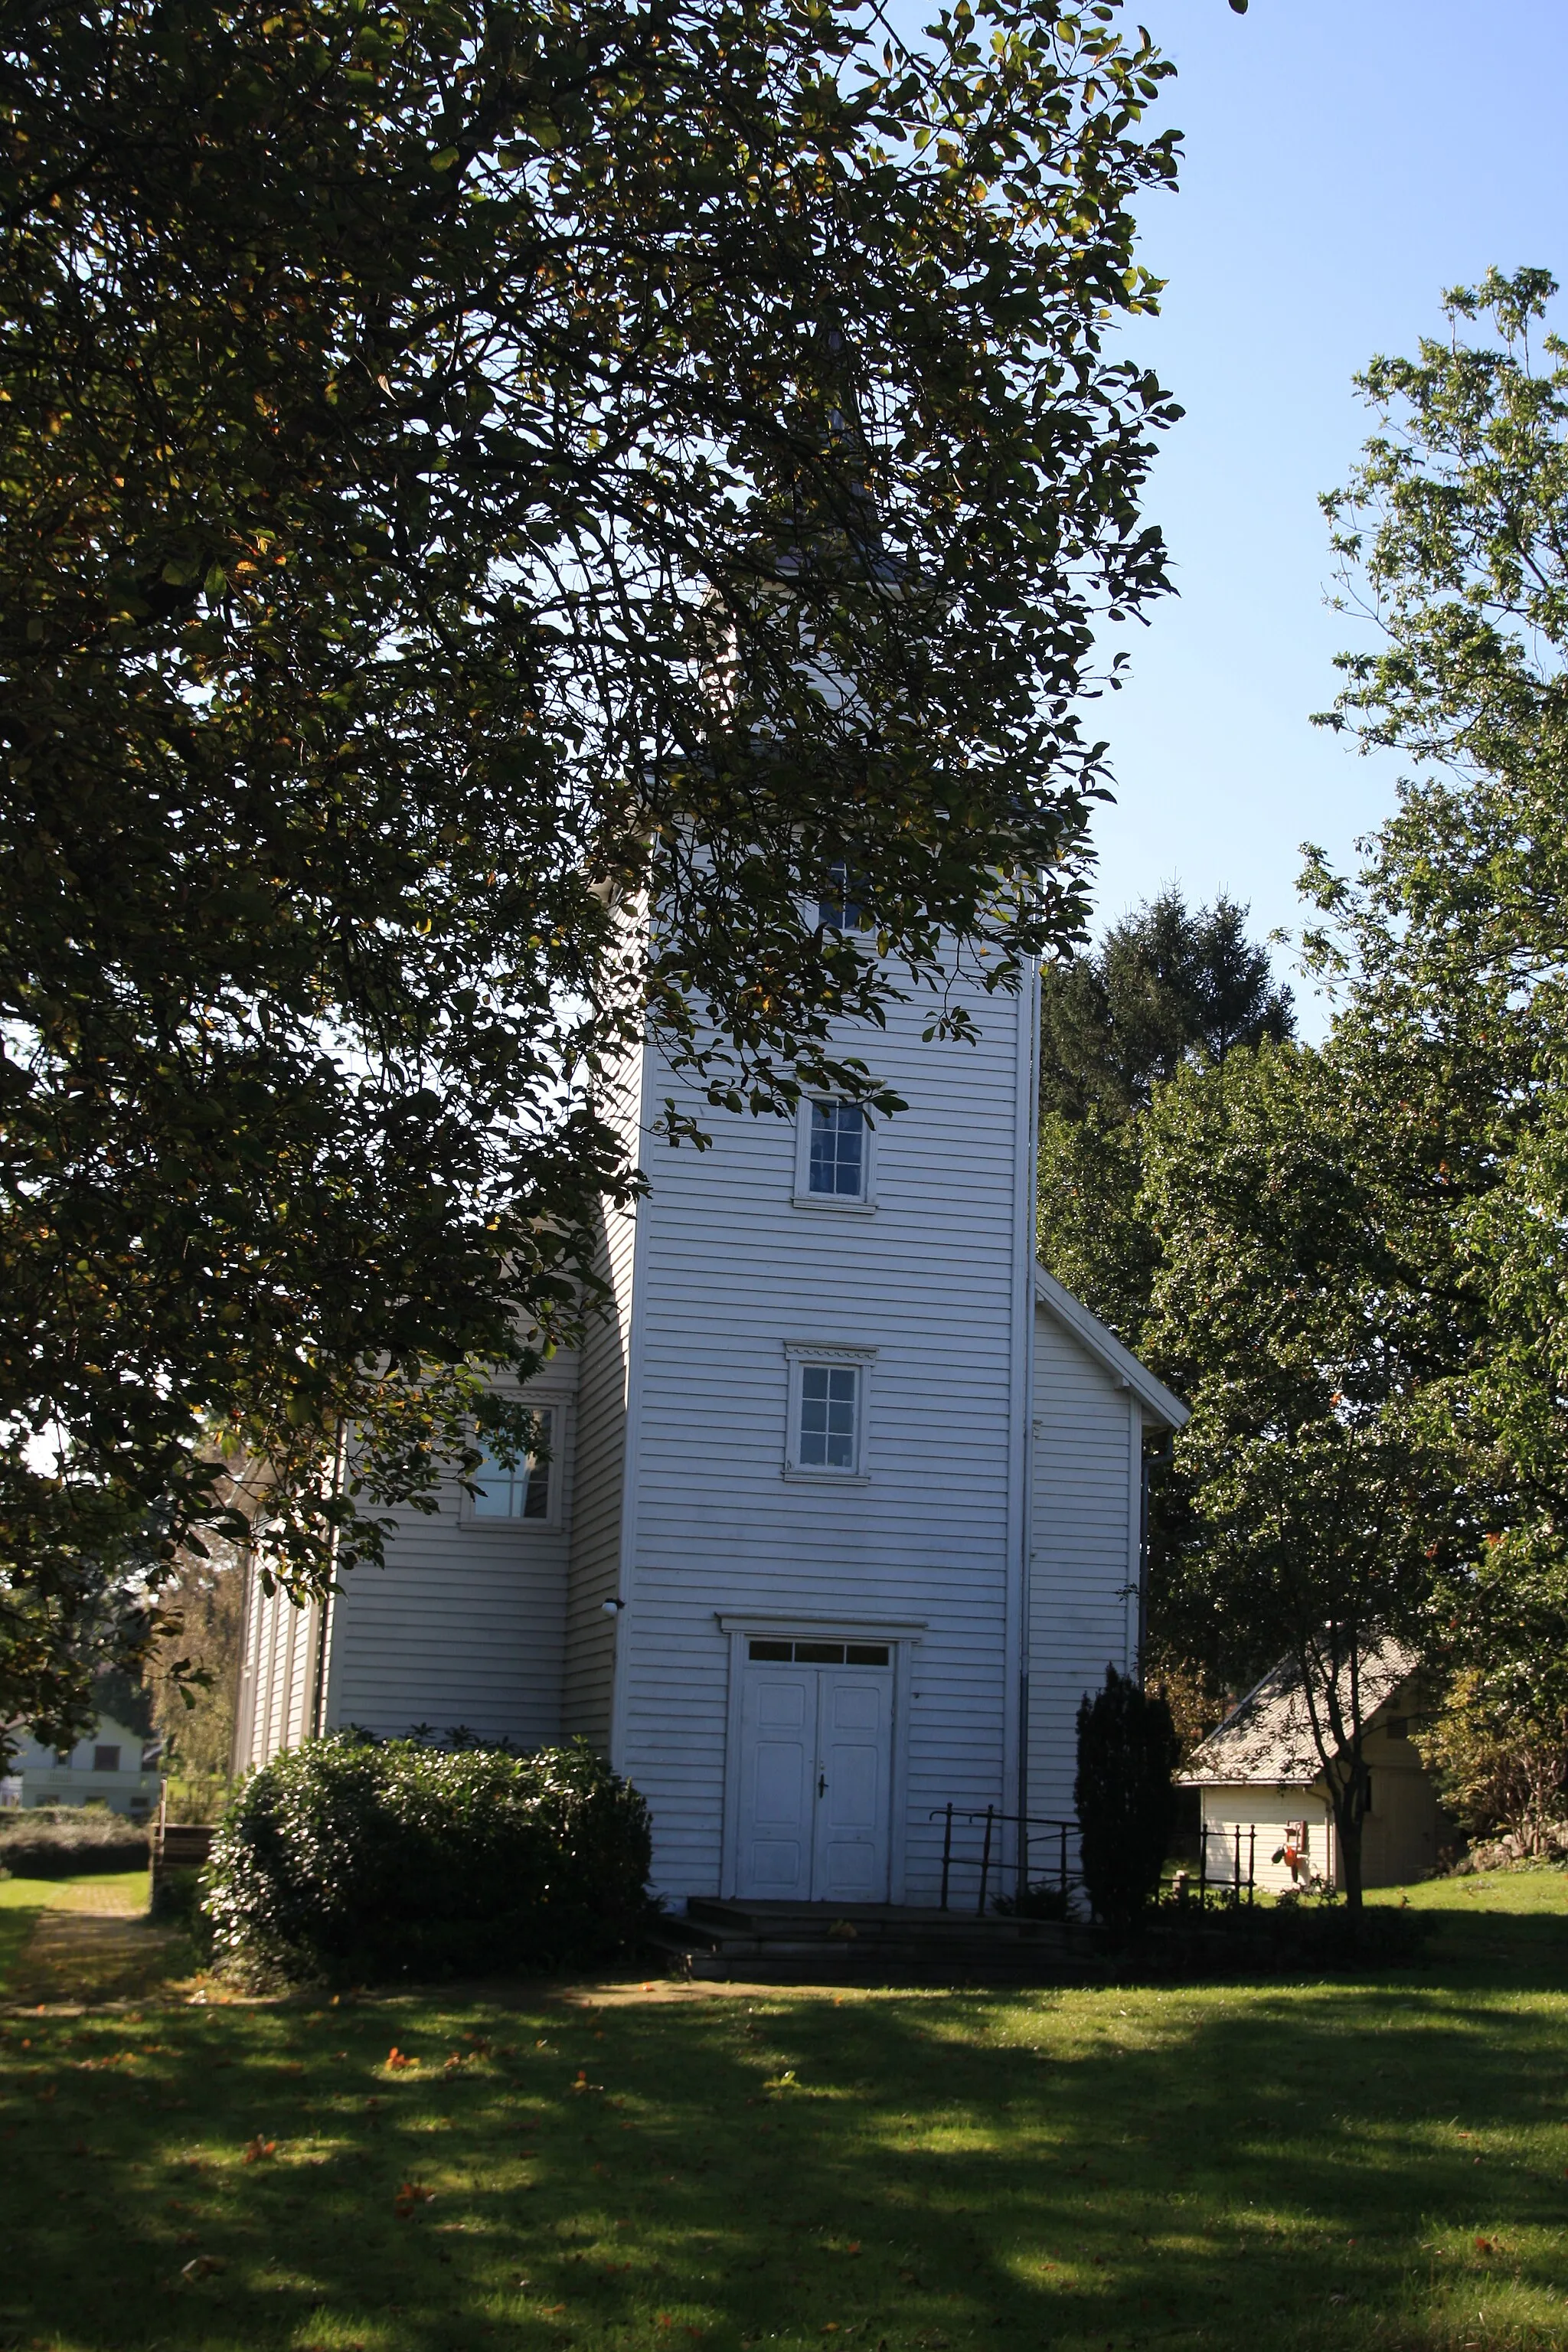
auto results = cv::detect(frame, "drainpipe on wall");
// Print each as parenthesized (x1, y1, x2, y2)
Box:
(1138, 1432, 1174, 1686)
(312, 1417, 348, 1738)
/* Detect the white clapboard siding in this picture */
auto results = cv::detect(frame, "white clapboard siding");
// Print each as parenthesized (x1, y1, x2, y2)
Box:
(317, 1378, 579, 1750)
(1025, 1305, 1141, 1828)
(612, 975, 1035, 1903)
(234, 1574, 322, 1771)
(564, 1053, 647, 1747)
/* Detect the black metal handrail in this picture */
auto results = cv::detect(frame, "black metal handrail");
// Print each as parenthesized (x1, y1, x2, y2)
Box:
(1187, 1821, 1256, 1905)
(931, 1807, 1261, 1916)
(929, 1804, 1079, 1915)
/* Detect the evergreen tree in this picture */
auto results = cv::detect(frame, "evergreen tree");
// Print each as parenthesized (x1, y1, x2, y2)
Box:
(1073, 1665, 1178, 1928)
(1040, 888, 1294, 1125)
(1037, 890, 1292, 1349)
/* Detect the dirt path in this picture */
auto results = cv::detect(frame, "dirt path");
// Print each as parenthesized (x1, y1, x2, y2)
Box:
(8, 1880, 186, 2007)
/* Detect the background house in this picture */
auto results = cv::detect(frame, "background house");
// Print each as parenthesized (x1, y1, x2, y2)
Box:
(0, 1713, 162, 1818)
(1181, 1642, 1452, 1892)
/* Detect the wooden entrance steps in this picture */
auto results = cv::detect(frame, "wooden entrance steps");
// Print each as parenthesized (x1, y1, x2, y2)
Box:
(645, 1897, 1095, 1985)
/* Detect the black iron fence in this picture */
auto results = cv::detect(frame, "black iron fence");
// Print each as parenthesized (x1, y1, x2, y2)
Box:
(1181, 1821, 1258, 1904)
(931, 1805, 1261, 1916)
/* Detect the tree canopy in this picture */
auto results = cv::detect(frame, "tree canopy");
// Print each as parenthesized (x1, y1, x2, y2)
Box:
(1040, 886, 1294, 1126)
(1068, 273, 1568, 1886)
(1302, 264, 1568, 1809)
(1036, 889, 1292, 1347)
(0, 0, 1180, 1746)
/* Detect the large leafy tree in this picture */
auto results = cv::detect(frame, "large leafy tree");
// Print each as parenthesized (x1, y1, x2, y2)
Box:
(0, 0, 1179, 1746)
(1036, 889, 1292, 1346)
(1305, 265, 1568, 1821)
(1137, 1035, 1488, 1906)
(1125, 273, 1568, 1891)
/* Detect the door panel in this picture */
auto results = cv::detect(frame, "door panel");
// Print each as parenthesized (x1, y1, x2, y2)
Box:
(735, 1658, 893, 1902)
(736, 1671, 815, 1896)
(813, 1671, 891, 1901)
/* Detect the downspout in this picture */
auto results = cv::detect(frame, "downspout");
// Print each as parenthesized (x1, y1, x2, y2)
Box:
(1138, 1431, 1173, 1686)
(312, 1418, 348, 1738)
(1016, 946, 1042, 1883)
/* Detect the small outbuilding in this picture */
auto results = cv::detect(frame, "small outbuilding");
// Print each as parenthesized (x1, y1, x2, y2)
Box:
(1179, 1642, 1452, 1893)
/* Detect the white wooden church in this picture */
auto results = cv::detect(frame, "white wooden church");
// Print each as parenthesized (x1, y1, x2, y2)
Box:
(235, 963, 1186, 1911)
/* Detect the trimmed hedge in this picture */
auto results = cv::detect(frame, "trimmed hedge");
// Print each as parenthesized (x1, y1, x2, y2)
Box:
(203, 1733, 652, 1984)
(0, 1811, 151, 1878)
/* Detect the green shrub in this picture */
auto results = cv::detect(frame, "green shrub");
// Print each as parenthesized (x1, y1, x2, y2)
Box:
(149, 1865, 214, 1945)
(0, 1811, 151, 1877)
(1075, 1665, 1179, 1929)
(991, 1880, 1071, 1922)
(202, 1733, 652, 1984)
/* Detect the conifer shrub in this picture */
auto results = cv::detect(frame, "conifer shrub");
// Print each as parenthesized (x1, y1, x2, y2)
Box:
(1074, 1665, 1179, 1929)
(203, 1733, 652, 1984)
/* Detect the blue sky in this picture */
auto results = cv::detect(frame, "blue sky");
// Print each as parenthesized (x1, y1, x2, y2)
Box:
(1011, 0, 1568, 1030)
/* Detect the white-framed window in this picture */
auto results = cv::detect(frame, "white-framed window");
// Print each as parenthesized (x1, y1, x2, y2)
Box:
(782, 1344, 876, 1481)
(462, 1406, 559, 1527)
(792, 1097, 875, 1210)
(815, 861, 865, 933)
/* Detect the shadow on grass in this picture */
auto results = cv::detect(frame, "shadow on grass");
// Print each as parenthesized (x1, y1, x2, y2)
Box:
(4, 1939, 1568, 2352)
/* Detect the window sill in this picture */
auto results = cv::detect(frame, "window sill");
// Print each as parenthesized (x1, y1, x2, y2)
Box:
(781, 1467, 872, 1486)
(790, 1193, 877, 1216)
(458, 1517, 565, 1535)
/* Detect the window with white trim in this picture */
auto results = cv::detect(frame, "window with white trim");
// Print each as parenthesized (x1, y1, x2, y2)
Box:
(808, 1101, 867, 1197)
(466, 1409, 555, 1523)
(783, 1344, 875, 1479)
(800, 1363, 858, 1467)
(793, 1096, 874, 1209)
(815, 861, 865, 933)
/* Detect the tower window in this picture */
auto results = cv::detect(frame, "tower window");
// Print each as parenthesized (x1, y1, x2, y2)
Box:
(815, 861, 865, 932)
(783, 1343, 875, 1480)
(808, 1101, 867, 1198)
(799, 1363, 859, 1470)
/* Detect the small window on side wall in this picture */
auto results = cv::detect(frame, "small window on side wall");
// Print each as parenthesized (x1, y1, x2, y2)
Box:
(466, 1409, 555, 1524)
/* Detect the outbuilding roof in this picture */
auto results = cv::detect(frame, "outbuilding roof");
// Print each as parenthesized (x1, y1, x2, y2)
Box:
(1178, 1638, 1419, 1788)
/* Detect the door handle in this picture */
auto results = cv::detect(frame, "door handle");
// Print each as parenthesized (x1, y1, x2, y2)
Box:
(818, 1773, 827, 1798)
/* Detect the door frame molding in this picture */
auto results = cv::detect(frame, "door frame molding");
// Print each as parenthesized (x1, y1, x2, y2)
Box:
(716, 1612, 926, 1904)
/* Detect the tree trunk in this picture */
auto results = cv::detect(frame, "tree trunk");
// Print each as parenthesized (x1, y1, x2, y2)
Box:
(1336, 1802, 1364, 1912)
(1329, 1767, 1370, 1914)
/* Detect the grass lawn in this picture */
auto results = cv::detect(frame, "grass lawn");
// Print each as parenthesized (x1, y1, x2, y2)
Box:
(3, 1871, 1567, 2352)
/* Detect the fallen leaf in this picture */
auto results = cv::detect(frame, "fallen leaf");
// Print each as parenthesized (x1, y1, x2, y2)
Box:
(181, 2256, 225, 2281)
(241, 2135, 276, 2165)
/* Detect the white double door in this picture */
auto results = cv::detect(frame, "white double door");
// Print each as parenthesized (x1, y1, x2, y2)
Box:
(734, 1658, 893, 1903)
